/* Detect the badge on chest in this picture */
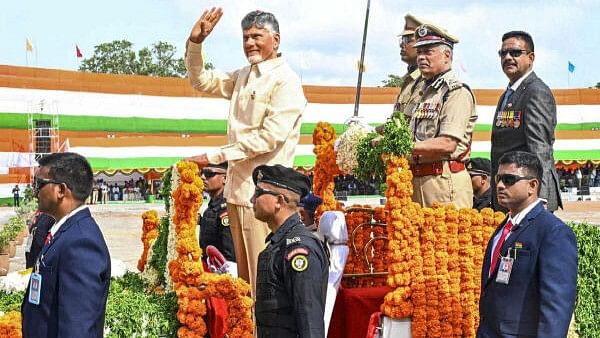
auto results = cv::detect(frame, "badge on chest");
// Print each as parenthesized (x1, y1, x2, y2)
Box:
(495, 110, 522, 129)
(413, 102, 441, 119)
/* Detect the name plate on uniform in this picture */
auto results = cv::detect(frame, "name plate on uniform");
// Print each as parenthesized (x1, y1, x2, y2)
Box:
(382, 316, 412, 338)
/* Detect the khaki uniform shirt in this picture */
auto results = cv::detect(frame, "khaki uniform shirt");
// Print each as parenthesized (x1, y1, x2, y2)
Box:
(393, 67, 424, 121)
(186, 41, 307, 207)
(410, 70, 477, 161)
(409, 70, 477, 209)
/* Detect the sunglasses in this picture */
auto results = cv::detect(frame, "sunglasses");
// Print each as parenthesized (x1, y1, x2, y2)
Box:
(253, 187, 289, 202)
(498, 49, 529, 58)
(201, 169, 225, 179)
(495, 174, 535, 186)
(33, 177, 65, 191)
(400, 35, 415, 45)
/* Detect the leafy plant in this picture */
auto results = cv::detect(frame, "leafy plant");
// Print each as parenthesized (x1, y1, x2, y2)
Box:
(355, 132, 386, 184)
(355, 111, 414, 185)
(0, 229, 11, 251)
(0, 290, 25, 312)
(105, 272, 178, 337)
(148, 216, 170, 286)
(159, 170, 172, 214)
(569, 221, 600, 337)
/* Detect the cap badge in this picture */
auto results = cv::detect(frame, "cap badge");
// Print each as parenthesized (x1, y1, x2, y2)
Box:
(257, 170, 263, 180)
(417, 26, 428, 37)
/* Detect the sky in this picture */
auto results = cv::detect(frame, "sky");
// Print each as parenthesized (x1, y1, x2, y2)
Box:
(2, 0, 600, 89)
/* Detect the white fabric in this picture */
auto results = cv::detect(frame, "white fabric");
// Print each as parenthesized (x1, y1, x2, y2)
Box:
(319, 210, 348, 243)
(318, 211, 349, 335)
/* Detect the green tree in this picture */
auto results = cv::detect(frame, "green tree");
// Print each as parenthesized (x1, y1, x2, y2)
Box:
(381, 74, 404, 87)
(79, 40, 213, 78)
(595, 82, 600, 89)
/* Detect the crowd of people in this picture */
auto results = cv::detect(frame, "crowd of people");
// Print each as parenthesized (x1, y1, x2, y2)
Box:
(88, 177, 150, 204)
(19, 7, 579, 338)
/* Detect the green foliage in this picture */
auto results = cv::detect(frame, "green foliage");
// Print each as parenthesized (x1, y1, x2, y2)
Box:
(569, 222, 600, 337)
(105, 272, 179, 337)
(355, 132, 386, 185)
(380, 111, 414, 157)
(0, 273, 178, 336)
(0, 290, 25, 312)
(149, 216, 170, 286)
(79, 40, 214, 78)
(0, 229, 11, 249)
(355, 111, 414, 185)
(3, 217, 26, 240)
(381, 74, 404, 88)
(160, 169, 172, 214)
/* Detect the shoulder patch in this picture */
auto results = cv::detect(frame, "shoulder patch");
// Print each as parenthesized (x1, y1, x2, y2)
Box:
(219, 212, 229, 226)
(290, 255, 309, 272)
(286, 247, 309, 261)
(286, 236, 301, 246)
(446, 78, 463, 91)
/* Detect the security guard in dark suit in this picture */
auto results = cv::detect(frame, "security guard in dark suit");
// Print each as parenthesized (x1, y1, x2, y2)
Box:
(467, 158, 493, 211)
(199, 162, 236, 262)
(251, 164, 329, 338)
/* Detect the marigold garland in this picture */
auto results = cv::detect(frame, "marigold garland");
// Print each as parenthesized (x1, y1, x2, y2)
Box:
(138, 210, 160, 272)
(0, 311, 21, 338)
(379, 152, 507, 338)
(169, 161, 207, 338)
(312, 122, 341, 223)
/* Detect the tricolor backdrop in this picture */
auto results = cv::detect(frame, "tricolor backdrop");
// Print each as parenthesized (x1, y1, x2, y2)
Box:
(1, 65, 600, 197)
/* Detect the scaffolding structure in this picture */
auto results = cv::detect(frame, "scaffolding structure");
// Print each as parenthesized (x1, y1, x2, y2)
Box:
(27, 99, 60, 182)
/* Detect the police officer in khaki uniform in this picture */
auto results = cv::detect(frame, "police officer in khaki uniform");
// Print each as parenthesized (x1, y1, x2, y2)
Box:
(376, 14, 426, 135)
(409, 23, 477, 209)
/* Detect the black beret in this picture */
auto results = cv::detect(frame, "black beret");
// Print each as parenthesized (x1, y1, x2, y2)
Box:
(299, 193, 323, 213)
(252, 164, 311, 198)
(467, 158, 491, 176)
(207, 162, 228, 170)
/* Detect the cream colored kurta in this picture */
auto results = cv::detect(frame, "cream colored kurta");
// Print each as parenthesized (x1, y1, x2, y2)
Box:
(185, 41, 307, 207)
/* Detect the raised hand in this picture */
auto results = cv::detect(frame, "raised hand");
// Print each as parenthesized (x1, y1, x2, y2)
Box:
(189, 7, 223, 44)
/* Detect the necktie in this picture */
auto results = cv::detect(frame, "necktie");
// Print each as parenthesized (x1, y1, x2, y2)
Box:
(489, 220, 514, 277)
(44, 232, 53, 245)
(499, 88, 514, 111)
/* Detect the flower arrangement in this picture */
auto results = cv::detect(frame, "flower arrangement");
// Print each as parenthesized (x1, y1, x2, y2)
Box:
(0, 311, 21, 337)
(379, 151, 505, 338)
(312, 122, 341, 223)
(137, 210, 160, 272)
(168, 161, 207, 337)
(335, 122, 372, 175)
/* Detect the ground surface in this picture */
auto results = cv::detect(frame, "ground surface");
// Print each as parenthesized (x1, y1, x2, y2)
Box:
(1, 200, 598, 274)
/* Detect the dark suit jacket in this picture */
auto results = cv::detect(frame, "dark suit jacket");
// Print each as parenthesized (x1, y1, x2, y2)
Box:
(22, 208, 111, 338)
(477, 202, 577, 338)
(491, 72, 562, 212)
(25, 212, 55, 269)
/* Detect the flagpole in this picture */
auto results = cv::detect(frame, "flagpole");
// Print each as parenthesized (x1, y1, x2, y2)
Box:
(353, 0, 371, 117)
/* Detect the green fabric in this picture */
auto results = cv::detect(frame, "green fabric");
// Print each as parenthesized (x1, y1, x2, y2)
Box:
(3, 112, 600, 135)
(87, 149, 600, 172)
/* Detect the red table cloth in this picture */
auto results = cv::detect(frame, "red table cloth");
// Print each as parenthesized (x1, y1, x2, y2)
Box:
(328, 286, 392, 338)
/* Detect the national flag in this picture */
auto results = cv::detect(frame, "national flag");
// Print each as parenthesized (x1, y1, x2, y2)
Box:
(76, 45, 83, 58)
(568, 61, 575, 73)
(26, 38, 33, 52)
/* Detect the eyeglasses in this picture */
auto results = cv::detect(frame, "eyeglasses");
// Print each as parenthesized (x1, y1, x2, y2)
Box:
(33, 177, 64, 191)
(201, 169, 225, 179)
(498, 49, 529, 58)
(400, 35, 415, 46)
(253, 187, 289, 202)
(495, 174, 535, 186)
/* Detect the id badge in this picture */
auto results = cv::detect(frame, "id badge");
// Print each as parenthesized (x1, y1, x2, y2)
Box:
(495, 256, 514, 284)
(24, 231, 34, 253)
(28, 272, 42, 305)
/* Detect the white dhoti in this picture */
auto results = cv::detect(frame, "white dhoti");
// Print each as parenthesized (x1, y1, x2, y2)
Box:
(318, 211, 349, 336)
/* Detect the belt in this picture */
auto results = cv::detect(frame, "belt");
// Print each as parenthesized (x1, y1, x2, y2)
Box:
(411, 160, 465, 177)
